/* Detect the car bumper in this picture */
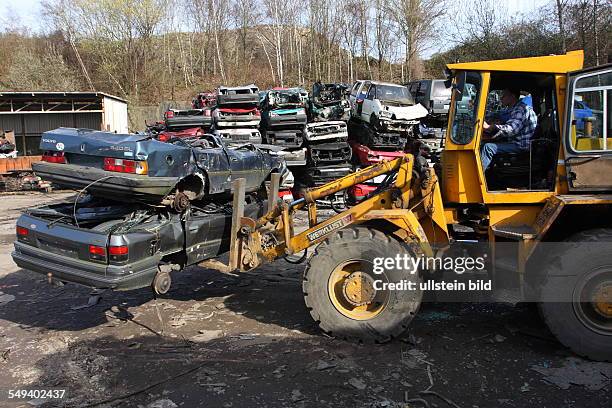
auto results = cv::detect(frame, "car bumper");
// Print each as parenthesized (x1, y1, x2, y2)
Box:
(33, 162, 178, 200)
(304, 121, 348, 142)
(263, 130, 304, 148)
(12, 241, 161, 290)
(166, 116, 212, 128)
(266, 113, 307, 127)
(217, 94, 259, 106)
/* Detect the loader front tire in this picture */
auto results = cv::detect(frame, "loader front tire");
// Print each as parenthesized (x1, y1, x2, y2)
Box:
(303, 227, 422, 343)
(538, 228, 612, 361)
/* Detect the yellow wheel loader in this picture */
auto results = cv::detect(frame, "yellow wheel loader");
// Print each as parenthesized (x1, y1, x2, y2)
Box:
(202, 50, 612, 361)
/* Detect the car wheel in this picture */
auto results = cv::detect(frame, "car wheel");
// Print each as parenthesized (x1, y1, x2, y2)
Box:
(370, 114, 381, 130)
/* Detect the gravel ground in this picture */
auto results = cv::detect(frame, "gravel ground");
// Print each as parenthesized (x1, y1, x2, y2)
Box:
(0, 192, 610, 408)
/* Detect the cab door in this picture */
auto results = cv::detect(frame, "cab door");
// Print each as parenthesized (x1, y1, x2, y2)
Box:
(564, 66, 612, 191)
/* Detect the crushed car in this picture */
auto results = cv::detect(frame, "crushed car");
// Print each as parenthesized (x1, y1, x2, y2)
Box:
(12, 193, 269, 292)
(304, 121, 348, 143)
(192, 91, 217, 109)
(165, 108, 212, 130)
(33, 128, 289, 211)
(213, 84, 262, 144)
(350, 80, 428, 132)
(260, 88, 308, 148)
(308, 82, 351, 122)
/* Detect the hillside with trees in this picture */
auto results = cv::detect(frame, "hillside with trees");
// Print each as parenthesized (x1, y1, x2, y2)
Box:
(0, 0, 609, 108)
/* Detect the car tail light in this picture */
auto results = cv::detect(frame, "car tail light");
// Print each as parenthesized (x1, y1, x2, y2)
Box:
(16, 226, 28, 236)
(109, 245, 128, 263)
(165, 110, 174, 119)
(42, 151, 66, 164)
(158, 133, 170, 142)
(89, 245, 106, 262)
(103, 158, 148, 175)
(278, 190, 293, 202)
(255, 109, 261, 116)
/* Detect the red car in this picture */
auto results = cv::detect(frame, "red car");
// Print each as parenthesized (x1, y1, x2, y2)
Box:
(349, 140, 405, 166)
(157, 126, 205, 142)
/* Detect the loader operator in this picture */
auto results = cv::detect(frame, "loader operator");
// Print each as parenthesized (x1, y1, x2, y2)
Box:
(480, 87, 537, 171)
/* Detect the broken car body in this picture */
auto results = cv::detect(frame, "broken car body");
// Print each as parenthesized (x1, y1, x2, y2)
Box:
(12, 195, 268, 290)
(33, 128, 288, 206)
(309, 82, 351, 122)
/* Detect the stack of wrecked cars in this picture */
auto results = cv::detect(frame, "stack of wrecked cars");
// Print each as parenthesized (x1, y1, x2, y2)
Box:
(346, 80, 434, 202)
(291, 82, 352, 208)
(212, 84, 262, 144)
(259, 87, 308, 168)
(13, 128, 289, 292)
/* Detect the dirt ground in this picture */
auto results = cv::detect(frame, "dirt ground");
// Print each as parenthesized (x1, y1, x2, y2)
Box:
(0, 192, 610, 408)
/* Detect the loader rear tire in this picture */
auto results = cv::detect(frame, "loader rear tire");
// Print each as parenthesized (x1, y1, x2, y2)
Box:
(538, 228, 612, 362)
(303, 227, 422, 343)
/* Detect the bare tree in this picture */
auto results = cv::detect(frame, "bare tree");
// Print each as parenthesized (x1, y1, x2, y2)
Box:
(391, 0, 446, 81)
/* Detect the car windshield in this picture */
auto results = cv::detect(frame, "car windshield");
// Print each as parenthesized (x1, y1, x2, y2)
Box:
(433, 81, 451, 98)
(375, 85, 414, 104)
(269, 91, 304, 108)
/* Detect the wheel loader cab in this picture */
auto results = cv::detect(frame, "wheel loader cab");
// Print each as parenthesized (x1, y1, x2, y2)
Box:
(482, 73, 559, 191)
(442, 51, 585, 205)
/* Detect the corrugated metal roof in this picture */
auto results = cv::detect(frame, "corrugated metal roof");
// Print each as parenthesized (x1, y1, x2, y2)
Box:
(0, 91, 127, 103)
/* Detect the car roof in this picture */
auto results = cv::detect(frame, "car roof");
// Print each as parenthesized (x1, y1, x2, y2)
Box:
(362, 80, 405, 87)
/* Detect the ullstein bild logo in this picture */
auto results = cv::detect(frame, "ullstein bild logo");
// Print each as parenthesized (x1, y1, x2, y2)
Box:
(307, 214, 353, 242)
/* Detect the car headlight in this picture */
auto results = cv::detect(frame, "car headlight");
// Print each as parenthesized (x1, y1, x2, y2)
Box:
(379, 110, 392, 118)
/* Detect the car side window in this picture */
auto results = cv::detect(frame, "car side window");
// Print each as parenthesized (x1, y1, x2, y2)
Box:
(570, 71, 611, 152)
(366, 85, 376, 100)
(351, 82, 360, 96)
(360, 83, 370, 99)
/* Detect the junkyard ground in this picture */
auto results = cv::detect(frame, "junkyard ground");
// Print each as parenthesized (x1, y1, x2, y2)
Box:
(0, 192, 610, 408)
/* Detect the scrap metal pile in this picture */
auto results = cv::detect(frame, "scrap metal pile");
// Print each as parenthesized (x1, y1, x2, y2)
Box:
(345, 81, 437, 203)
(147, 80, 441, 207)
(299, 83, 353, 199)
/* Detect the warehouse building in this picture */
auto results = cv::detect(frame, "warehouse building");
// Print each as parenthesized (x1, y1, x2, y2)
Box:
(0, 92, 128, 156)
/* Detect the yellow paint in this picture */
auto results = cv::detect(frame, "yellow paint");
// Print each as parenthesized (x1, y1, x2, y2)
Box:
(447, 50, 584, 74)
(488, 206, 541, 226)
(328, 261, 387, 321)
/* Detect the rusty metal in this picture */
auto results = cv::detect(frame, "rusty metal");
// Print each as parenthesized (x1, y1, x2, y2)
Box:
(301, 155, 409, 204)
(268, 173, 281, 212)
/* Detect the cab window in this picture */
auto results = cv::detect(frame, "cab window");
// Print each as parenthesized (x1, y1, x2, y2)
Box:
(450, 72, 482, 145)
(570, 71, 611, 152)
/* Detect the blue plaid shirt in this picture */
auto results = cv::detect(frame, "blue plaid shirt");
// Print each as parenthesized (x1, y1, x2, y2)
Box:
(494, 101, 537, 150)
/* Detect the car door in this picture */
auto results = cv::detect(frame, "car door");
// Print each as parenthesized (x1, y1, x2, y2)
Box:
(356, 81, 370, 118)
(194, 135, 232, 194)
(564, 65, 612, 191)
(362, 84, 376, 122)
(226, 145, 264, 192)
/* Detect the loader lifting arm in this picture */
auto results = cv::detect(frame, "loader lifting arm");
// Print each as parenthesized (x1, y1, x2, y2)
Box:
(200, 153, 447, 274)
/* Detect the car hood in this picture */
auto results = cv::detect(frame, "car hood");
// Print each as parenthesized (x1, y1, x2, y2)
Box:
(382, 103, 428, 120)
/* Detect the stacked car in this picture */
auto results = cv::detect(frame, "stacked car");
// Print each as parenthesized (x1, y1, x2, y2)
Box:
(297, 83, 353, 201)
(259, 88, 308, 167)
(212, 84, 262, 145)
(346, 80, 431, 202)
